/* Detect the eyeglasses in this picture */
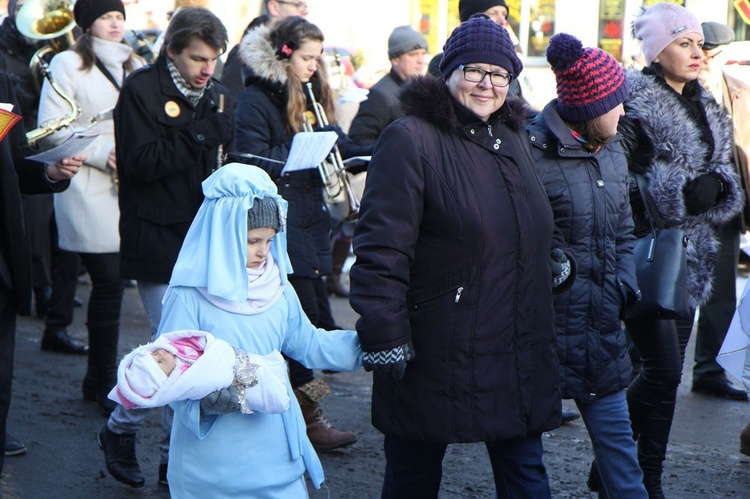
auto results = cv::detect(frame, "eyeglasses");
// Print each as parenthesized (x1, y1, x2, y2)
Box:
(459, 65, 512, 87)
(276, 0, 311, 11)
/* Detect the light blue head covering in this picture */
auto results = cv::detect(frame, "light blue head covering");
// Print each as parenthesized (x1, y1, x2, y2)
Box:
(168, 163, 292, 303)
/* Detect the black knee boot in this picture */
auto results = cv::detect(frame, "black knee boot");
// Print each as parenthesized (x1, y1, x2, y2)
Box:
(88, 324, 119, 416)
(636, 401, 676, 499)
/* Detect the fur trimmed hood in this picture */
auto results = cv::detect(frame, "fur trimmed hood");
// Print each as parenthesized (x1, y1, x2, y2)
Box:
(238, 24, 288, 86)
(623, 68, 744, 307)
(400, 75, 528, 132)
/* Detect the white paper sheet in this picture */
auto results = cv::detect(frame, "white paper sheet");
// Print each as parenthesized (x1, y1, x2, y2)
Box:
(281, 131, 338, 175)
(26, 132, 100, 164)
(717, 278, 750, 391)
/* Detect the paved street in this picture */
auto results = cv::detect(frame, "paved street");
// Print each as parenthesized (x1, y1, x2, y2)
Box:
(2, 276, 750, 497)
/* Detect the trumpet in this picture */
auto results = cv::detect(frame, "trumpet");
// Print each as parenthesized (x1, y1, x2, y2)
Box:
(302, 82, 360, 221)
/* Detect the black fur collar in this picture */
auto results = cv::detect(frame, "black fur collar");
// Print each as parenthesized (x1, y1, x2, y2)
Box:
(399, 75, 527, 132)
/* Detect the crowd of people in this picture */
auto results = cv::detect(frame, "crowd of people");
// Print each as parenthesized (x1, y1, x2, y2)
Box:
(1, 0, 750, 497)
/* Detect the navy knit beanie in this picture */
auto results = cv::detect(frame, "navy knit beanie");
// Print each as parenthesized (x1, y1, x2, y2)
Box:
(439, 14, 522, 79)
(546, 33, 628, 122)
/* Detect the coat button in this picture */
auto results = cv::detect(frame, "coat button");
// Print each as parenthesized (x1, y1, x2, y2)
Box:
(596, 180, 604, 187)
(470, 129, 476, 134)
(196, 133, 206, 142)
(542, 143, 547, 149)
(495, 139, 501, 144)
(493, 143, 500, 150)
(530, 136, 536, 141)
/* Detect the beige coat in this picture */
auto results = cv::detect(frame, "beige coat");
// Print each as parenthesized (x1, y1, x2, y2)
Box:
(38, 37, 143, 253)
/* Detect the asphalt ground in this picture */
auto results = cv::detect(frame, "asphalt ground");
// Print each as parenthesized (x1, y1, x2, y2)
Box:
(2, 275, 750, 498)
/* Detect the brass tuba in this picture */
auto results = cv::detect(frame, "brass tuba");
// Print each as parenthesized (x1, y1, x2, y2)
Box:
(302, 82, 360, 221)
(16, 0, 76, 91)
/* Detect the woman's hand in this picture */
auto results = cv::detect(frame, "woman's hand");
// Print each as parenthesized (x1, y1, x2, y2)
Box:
(107, 148, 117, 171)
(46, 154, 87, 181)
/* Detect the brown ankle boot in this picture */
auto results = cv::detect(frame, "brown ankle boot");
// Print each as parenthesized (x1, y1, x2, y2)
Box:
(295, 386, 357, 451)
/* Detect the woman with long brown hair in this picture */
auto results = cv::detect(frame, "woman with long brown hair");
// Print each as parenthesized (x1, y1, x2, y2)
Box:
(234, 16, 367, 451)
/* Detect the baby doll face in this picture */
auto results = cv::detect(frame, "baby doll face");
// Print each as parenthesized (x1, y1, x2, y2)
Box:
(151, 349, 176, 376)
(246, 227, 277, 270)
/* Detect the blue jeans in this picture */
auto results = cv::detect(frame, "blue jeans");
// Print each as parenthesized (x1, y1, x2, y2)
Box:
(577, 390, 647, 498)
(107, 281, 171, 464)
(383, 433, 550, 499)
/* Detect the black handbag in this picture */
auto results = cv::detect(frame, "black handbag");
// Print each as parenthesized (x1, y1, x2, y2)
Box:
(623, 174, 691, 320)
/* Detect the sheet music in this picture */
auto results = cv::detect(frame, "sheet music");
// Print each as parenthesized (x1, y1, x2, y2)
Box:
(26, 132, 100, 164)
(281, 131, 338, 175)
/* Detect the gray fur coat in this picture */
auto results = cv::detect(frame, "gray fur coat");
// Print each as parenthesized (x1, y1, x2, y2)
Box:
(620, 69, 744, 308)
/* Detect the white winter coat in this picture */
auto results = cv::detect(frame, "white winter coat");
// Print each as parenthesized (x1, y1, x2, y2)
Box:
(37, 37, 143, 253)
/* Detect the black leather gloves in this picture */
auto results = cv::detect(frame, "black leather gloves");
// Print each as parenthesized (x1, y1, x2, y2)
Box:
(683, 173, 724, 215)
(189, 112, 234, 149)
(362, 341, 415, 381)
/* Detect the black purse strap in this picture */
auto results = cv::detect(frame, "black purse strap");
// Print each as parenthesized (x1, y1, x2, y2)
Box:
(634, 173, 666, 232)
(95, 59, 121, 91)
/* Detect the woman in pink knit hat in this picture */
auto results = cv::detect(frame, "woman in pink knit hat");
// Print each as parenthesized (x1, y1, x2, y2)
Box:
(616, 3, 744, 496)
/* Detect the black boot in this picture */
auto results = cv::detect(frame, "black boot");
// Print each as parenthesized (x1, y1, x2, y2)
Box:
(636, 401, 676, 499)
(88, 324, 119, 416)
(41, 328, 88, 355)
(97, 425, 144, 488)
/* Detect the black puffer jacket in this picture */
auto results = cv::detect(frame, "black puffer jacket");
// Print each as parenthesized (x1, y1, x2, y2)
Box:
(528, 101, 638, 400)
(350, 76, 563, 442)
(233, 24, 336, 278)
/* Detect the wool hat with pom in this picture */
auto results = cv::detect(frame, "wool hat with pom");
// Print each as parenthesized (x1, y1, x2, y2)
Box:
(546, 33, 628, 122)
(439, 14, 522, 79)
(632, 3, 702, 66)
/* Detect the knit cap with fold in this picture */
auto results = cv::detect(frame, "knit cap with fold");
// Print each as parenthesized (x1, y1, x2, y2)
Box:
(546, 33, 628, 122)
(247, 197, 281, 231)
(458, 0, 508, 22)
(439, 14, 522, 79)
(73, 0, 126, 32)
(387, 25, 428, 59)
(632, 2, 703, 66)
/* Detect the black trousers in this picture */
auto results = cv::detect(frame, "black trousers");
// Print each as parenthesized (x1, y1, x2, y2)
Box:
(44, 219, 81, 333)
(287, 276, 336, 389)
(626, 311, 695, 478)
(0, 280, 17, 476)
(693, 221, 740, 382)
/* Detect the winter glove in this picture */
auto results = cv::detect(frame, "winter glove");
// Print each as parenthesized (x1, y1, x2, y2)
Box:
(551, 248, 571, 288)
(683, 173, 724, 215)
(188, 112, 234, 149)
(362, 341, 415, 381)
(200, 385, 241, 415)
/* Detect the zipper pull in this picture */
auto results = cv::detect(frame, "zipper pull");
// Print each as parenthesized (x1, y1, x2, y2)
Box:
(487, 124, 493, 137)
(455, 286, 464, 303)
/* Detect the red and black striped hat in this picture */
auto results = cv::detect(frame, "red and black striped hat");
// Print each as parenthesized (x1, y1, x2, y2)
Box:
(546, 33, 628, 123)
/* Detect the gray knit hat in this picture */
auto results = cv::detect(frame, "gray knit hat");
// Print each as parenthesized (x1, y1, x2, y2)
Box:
(388, 25, 428, 59)
(247, 197, 281, 231)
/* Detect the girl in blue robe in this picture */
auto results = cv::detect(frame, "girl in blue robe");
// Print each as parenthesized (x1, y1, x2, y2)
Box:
(158, 163, 362, 498)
